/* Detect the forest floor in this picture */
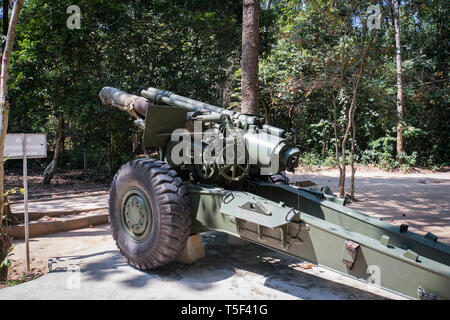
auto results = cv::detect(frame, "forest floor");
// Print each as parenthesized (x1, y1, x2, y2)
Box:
(4, 168, 110, 202)
(1, 166, 449, 297)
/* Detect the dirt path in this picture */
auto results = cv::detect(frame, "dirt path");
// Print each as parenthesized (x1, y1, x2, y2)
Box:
(291, 167, 450, 245)
(5, 170, 109, 202)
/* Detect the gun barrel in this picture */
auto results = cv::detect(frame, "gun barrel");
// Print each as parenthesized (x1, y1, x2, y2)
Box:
(100, 87, 138, 106)
(141, 87, 263, 125)
(100, 87, 150, 118)
(141, 87, 234, 116)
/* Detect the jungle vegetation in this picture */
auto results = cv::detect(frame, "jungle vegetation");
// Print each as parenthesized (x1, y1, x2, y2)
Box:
(2, 0, 449, 177)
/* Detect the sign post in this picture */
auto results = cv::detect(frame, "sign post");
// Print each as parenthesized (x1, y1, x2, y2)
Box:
(4, 134, 46, 273)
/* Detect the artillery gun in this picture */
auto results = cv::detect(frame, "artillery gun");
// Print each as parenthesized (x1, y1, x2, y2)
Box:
(100, 87, 450, 300)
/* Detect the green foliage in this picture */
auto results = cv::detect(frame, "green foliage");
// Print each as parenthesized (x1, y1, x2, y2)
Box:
(0, 247, 13, 269)
(2, 0, 448, 176)
(255, 0, 449, 169)
(3, 187, 25, 197)
(360, 136, 420, 171)
(361, 136, 397, 169)
(6, 0, 245, 175)
(300, 151, 337, 167)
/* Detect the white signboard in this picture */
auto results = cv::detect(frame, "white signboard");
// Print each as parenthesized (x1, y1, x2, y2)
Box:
(3, 133, 47, 273)
(4, 134, 47, 159)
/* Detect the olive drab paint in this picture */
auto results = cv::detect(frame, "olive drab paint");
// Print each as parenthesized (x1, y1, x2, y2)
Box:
(100, 87, 450, 300)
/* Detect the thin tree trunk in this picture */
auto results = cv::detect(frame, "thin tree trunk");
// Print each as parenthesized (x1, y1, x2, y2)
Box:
(394, 0, 404, 162)
(263, 102, 271, 124)
(350, 113, 357, 199)
(43, 116, 65, 185)
(0, 0, 25, 224)
(333, 35, 347, 195)
(89, 151, 107, 181)
(3, 195, 18, 225)
(83, 148, 88, 170)
(107, 144, 113, 176)
(95, 152, 107, 173)
(339, 34, 376, 198)
(241, 0, 260, 115)
(0, 0, 25, 282)
(332, 97, 343, 186)
(2, 0, 9, 38)
(339, 75, 363, 198)
(0, 232, 12, 281)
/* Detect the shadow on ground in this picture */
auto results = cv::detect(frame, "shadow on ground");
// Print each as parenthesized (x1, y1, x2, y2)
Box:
(49, 232, 392, 300)
(290, 173, 450, 244)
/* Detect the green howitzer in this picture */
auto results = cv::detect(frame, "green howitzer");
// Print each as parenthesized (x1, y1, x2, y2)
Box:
(100, 86, 300, 181)
(100, 87, 450, 300)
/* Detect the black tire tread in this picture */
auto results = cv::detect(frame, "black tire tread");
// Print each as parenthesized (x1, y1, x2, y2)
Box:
(109, 158, 191, 270)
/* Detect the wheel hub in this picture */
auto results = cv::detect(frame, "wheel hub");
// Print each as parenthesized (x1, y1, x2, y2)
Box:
(121, 189, 152, 242)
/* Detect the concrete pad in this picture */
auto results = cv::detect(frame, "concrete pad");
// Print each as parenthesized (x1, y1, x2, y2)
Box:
(0, 228, 406, 300)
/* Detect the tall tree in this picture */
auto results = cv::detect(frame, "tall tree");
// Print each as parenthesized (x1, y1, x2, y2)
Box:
(393, 0, 405, 162)
(42, 115, 65, 185)
(0, 0, 25, 281)
(1, 0, 24, 219)
(241, 0, 260, 115)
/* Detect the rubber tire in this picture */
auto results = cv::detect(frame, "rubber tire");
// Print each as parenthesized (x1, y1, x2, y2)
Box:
(264, 172, 289, 185)
(108, 158, 191, 270)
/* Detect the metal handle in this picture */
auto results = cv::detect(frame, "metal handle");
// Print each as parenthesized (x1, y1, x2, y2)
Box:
(285, 208, 298, 222)
(223, 192, 235, 204)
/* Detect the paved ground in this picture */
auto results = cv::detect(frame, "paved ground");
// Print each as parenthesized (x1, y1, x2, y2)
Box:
(2, 168, 448, 299)
(0, 225, 404, 300)
(291, 168, 450, 244)
(10, 169, 449, 244)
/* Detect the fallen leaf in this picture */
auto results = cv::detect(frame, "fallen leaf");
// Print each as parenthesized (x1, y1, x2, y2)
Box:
(299, 263, 316, 270)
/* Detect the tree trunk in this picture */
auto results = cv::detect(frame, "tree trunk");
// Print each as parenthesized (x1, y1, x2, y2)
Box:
(263, 102, 271, 124)
(338, 31, 376, 198)
(332, 34, 347, 198)
(241, 0, 260, 115)
(0, 0, 24, 283)
(332, 96, 343, 185)
(2, 0, 9, 38)
(83, 148, 88, 170)
(350, 113, 357, 200)
(0, 232, 12, 281)
(43, 116, 65, 185)
(394, 0, 404, 162)
(3, 195, 18, 225)
(0, 0, 25, 227)
(339, 74, 363, 198)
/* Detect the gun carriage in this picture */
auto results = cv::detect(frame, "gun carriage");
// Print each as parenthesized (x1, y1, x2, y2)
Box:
(100, 87, 450, 300)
